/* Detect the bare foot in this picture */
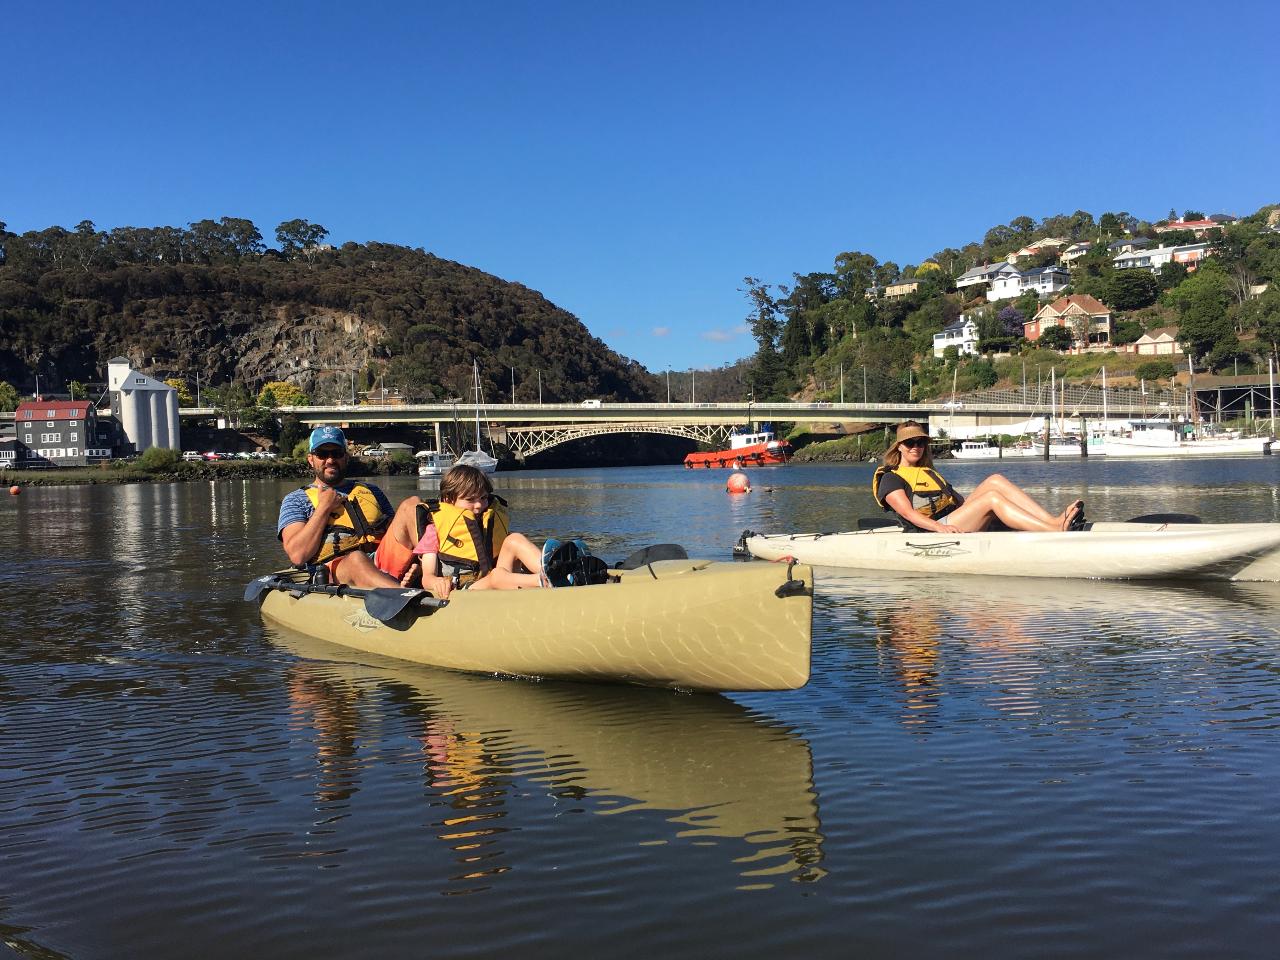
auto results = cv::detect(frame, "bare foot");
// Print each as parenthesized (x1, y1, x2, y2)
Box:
(1060, 500, 1084, 531)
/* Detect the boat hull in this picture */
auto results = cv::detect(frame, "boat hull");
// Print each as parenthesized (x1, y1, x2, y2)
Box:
(685, 441, 792, 469)
(257, 559, 813, 691)
(1100, 437, 1272, 458)
(743, 522, 1280, 581)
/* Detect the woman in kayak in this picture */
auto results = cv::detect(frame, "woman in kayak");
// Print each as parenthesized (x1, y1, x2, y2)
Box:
(874, 421, 1083, 533)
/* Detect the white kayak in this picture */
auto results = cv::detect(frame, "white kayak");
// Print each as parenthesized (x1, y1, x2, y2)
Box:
(739, 520, 1280, 582)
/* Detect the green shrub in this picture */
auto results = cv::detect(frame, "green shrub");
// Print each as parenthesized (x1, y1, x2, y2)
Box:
(1135, 360, 1176, 381)
(136, 446, 182, 472)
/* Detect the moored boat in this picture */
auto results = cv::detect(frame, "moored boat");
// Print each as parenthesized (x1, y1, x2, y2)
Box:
(415, 449, 455, 478)
(248, 557, 813, 691)
(951, 439, 1037, 460)
(738, 520, 1280, 582)
(685, 429, 793, 469)
(1100, 421, 1273, 458)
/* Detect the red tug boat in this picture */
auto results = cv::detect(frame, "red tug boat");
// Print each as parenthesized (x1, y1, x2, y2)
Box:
(684, 429, 793, 469)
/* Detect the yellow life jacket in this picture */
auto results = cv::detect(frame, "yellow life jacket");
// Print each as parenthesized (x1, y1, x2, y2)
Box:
(305, 483, 390, 563)
(425, 495, 509, 584)
(872, 464, 960, 519)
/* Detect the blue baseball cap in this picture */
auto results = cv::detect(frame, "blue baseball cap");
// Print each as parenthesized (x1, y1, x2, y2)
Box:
(309, 426, 347, 451)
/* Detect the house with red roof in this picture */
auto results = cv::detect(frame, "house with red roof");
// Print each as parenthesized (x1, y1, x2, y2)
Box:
(1025, 295, 1113, 348)
(13, 399, 114, 467)
(1155, 219, 1225, 237)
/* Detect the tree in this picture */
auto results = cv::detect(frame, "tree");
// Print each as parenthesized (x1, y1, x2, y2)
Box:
(258, 380, 308, 406)
(1112, 319, 1144, 345)
(1106, 270, 1159, 310)
(275, 219, 330, 262)
(1166, 264, 1233, 358)
(1038, 326, 1073, 350)
(1240, 286, 1280, 359)
(740, 277, 789, 399)
(1184, 210, 1206, 221)
(997, 306, 1026, 336)
(164, 378, 193, 404)
(0, 381, 18, 412)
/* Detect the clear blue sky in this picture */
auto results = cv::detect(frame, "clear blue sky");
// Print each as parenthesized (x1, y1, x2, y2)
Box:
(3, 1, 1278, 373)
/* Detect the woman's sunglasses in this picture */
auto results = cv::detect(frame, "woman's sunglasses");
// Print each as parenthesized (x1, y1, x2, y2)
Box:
(901, 438, 929, 449)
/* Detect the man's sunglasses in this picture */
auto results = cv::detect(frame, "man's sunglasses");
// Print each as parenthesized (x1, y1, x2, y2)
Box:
(312, 448, 347, 460)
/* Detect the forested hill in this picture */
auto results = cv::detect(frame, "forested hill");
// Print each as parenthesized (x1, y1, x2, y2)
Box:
(0, 219, 658, 404)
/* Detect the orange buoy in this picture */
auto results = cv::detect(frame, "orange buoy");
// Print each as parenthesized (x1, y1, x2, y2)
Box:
(726, 471, 750, 494)
(9, 485, 19, 496)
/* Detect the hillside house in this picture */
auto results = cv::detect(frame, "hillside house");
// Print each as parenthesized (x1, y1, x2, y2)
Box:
(1109, 237, 1152, 255)
(988, 265, 1071, 302)
(1025, 295, 1113, 348)
(955, 262, 1018, 292)
(1005, 238, 1069, 263)
(1132, 327, 1183, 355)
(1113, 242, 1212, 273)
(1060, 242, 1093, 263)
(1156, 219, 1225, 237)
(883, 278, 923, 301)
(932, 316, 980, 358)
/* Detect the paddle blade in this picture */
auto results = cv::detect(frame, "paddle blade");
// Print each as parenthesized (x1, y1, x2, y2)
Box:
(615, 543, 689, 570)
(363, 588, 427, 624)
(1127, 513, 1202, 524)
(244, 575, 280, 602)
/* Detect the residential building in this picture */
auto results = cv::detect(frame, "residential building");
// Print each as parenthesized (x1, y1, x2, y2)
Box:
(0, 435, 18, 468)
(1025, 294, 1113, 348)
(1109, 237, 1152, 255)
(1171, 242, 1210, 267)
(14, 399, 113, 467)
(1113, 243, 1211, 273)
(932, 315, 980, 358)
(1113, 245, 1176, 272)
(1060, 242, 1093, 263)
(1005, 237, 1070, 264)
(988, 265, 1071, 302)
(955, 262, 1018, 291)
(883, 278, 923, 301)
(1155, 219, 1226, 237)
(1132, 327, 1183, 356)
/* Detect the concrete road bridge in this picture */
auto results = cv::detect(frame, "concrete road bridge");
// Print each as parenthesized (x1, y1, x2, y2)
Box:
(162, 383, 1193, 457)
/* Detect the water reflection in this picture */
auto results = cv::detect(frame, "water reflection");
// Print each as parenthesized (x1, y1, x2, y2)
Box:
(823, 571, 1280, 734)
(271, 625, 827, 892)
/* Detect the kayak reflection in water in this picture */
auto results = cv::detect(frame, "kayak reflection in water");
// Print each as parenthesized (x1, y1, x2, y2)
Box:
(874, 421, 1084, 534)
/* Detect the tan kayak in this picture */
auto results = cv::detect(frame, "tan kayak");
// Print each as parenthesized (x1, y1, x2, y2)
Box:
(273, 628, 826, 884)
(250, 558, 813, 692)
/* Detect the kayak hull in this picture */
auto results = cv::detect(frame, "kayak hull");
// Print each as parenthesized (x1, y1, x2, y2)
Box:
(743, 522, 1280, 582)
(257, 559, 813, 691)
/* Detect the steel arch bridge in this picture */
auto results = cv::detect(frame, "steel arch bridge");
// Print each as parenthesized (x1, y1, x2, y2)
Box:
(502, 421, 735, 458)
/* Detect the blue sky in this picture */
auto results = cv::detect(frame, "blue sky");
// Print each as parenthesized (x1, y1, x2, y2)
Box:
(3, 1, 1278, 372)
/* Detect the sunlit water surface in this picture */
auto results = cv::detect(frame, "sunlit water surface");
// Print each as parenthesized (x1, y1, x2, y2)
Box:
(3, 458, 1280, 958)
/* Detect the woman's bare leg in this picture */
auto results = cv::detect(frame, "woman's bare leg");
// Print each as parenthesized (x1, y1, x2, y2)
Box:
(941, 489, 1061, 532)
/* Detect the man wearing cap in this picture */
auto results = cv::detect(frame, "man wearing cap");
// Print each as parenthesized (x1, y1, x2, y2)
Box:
(277, 426, 443, 591)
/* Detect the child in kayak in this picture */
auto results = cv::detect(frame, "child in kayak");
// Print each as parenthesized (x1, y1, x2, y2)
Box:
(409, 464, 546, 595)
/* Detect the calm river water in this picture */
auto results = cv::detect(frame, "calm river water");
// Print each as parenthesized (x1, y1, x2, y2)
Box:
(4, 458, 1280, 958)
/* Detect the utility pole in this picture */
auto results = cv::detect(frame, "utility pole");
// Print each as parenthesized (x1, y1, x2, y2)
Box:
(511, 367, 516, 404)
(537, 370, 542, 404)
(692, 370, 696, 403)
(862, 366, 867, 403)
(839, 363, 844, 403)
(666, 370, 671, 403)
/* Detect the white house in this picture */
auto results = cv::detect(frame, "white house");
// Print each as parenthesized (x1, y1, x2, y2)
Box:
(956, 262, 1019, 291)
(988, 265, 1071, 302)
(1060, 242, 1093, 263)
(932, 315, 980, 358)
(1113, 245, 1176, 272)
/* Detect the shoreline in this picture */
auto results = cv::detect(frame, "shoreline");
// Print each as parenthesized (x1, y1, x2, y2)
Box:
(0, 458, 420, 487)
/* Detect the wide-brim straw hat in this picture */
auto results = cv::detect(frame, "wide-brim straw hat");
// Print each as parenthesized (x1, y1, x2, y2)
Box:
(888, 422, 930, 453)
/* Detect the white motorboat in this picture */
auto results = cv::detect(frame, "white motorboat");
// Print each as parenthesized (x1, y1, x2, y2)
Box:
(1100, 421, 1273, 459)
(951, 440, 1037, 460)
(415, 449, 455, 478)
(738, 520, 1280, 582)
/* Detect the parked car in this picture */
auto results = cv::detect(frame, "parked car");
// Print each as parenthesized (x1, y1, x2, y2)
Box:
(202, 451, 223, 461)
(363, 447, 387, 459)
(580, 399, 602, 407)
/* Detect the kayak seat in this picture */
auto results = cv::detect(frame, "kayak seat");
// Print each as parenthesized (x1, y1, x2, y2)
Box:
(615, 543, 689, 569)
